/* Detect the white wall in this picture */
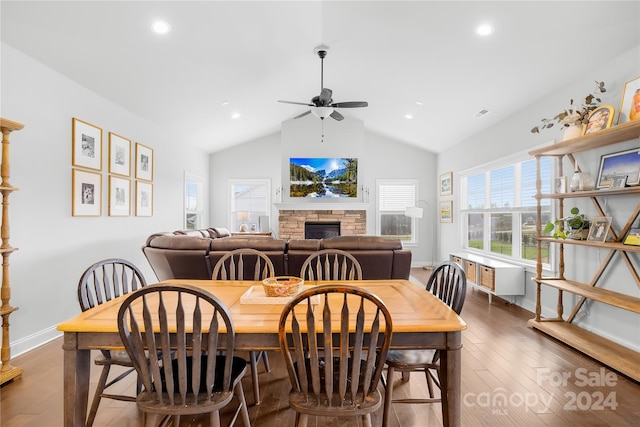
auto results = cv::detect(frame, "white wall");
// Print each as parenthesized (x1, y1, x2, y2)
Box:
(1, 43, 209, 355)
(209, 114, 437, 264)
(437, 45, 640, 350)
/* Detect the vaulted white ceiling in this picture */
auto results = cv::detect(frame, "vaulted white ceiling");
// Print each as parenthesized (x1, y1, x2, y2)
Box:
(2, 1, 639, 153)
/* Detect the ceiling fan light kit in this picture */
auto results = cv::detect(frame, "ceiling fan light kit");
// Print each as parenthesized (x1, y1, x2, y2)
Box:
(278, 45, 368, 122)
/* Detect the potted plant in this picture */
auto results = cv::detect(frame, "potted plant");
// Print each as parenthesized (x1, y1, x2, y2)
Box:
(531, 81, 606, 136)
(544, 207, 590, 240)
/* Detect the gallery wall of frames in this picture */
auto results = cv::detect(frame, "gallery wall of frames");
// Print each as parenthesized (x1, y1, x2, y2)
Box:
(71, 117, 154, 217)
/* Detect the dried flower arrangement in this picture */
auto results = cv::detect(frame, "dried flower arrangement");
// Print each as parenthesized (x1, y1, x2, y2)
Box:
(531, 81, 606, 133)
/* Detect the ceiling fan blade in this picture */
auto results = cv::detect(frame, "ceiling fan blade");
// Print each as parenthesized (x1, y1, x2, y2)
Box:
(319, 88, 333, 105)
(279, 100, 314, 106)
(331, 101, 368, 108)
(330, 110, 344, 121)
(294, 110, 312, 119)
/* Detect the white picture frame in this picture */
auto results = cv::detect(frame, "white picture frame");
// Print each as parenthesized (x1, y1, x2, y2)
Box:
(108, 175, 130, 216)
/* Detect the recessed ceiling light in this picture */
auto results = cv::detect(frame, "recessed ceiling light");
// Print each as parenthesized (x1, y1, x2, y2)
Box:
(476, 24, 494, 36)
(231, 112, 241, 119)
(404, 114, 413, 120)
(152, 20, 171, 35)
(415, 101, 424, 106)
(221, 101, 230, 106)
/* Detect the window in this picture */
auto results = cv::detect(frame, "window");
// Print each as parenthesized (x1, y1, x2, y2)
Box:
(229, 179, 270, 233)
(377, 180, 417, 243)
(461, 157, 552, 265)
(184, 172, 204, 230)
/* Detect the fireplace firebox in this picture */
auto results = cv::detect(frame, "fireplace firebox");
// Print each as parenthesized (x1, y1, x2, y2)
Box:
(305, 222, 340, 239)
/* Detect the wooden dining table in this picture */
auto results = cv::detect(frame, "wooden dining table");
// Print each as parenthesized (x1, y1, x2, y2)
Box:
(58, 279, 466, 426)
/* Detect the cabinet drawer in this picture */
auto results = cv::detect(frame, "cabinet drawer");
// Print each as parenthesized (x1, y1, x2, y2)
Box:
(451, 256, 463, 266)
(480, 266, 495, 291)
(465, 261, 477, 283)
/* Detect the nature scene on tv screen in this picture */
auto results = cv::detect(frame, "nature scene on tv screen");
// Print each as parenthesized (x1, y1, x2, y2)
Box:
(289, 157, 358, 198)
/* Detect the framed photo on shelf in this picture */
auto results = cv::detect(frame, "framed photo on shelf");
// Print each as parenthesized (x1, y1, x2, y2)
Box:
(596, 147, 640, 189)
(72, 168, 101, 216)
(622, 227, 640, 246)
(554, 176, 567, 194)
(72, 118, 102, 171)
(587, 217, 612, 243)
(608, 174, 628, 189)
(135, 143, 154, 181)
(108, 175, 130, 216)
(136, 180, 153, 216)
(249, 223, 257, 232)
(440, 172, 452, 196)
(617, 76, 640, 124)
(582, 104, 615, 135)
(108, 132, 131, 176)
(439, 200, 453, 223)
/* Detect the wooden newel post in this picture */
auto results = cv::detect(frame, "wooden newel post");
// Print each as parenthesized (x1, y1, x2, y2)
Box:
(0, 117, 24, 385)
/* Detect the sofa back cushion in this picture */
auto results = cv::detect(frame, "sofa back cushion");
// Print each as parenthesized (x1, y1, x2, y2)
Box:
(143, 235, 213, 281)
(321, 236, 410, 280)
(209, 237, 287, 276)
(286, 239, 322, 278)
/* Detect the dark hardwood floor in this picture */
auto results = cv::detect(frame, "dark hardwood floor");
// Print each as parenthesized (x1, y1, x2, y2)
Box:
(2, 268, 639, 426)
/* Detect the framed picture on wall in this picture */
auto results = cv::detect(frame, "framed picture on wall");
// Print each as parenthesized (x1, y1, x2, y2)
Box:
(72, 168, 101, 216)
(135, 143, 154, 181)
(136, 180, 153, 216)
(108, 175, 130, 216)
(439, 200, 453, 223)
(72, 118, 102, 171)
(108, 132, 131, 176)
(440, 172, 452, 196)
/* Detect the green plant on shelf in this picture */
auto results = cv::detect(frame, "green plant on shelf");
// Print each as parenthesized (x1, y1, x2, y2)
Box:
(544, 207, 590, 240)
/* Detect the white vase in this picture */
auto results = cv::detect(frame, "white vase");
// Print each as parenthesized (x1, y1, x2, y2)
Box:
(562, 124, 583, 141)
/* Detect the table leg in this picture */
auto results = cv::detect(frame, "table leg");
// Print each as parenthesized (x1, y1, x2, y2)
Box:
(442, 332, 462, 427)
(63, 332, 90, 427)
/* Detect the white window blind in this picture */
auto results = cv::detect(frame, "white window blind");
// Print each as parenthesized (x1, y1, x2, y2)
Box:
(378, 184, 415, 210)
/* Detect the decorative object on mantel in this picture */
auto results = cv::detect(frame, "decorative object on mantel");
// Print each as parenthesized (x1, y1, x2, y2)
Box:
(530, 81, 606, 138)
(618, 76, 640, 123)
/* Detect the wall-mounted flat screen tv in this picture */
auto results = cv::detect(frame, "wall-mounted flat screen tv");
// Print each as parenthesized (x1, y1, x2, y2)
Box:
(289, 158, 358, 198)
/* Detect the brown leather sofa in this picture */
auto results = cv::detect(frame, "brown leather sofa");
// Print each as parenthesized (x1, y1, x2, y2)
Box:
(142, 229, 412, 281)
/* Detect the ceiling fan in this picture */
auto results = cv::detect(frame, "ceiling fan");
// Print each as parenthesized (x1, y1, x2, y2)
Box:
(278, 47, 368, 121)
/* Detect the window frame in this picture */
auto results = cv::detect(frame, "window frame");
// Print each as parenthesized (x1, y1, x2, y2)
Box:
(184, 172, 205, 230)
(376, 179, 419, 244)
(460, 152, 554, 268)
(228, 179, 271, 233)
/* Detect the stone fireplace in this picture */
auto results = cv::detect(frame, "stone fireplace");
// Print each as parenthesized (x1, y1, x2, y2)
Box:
(278, 210, 366, 240)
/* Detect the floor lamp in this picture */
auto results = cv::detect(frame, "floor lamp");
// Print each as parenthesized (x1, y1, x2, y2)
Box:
(405, 200, 436, 270)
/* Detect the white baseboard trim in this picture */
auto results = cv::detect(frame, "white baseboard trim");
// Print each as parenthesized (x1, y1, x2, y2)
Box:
(10, 326, 62, 358)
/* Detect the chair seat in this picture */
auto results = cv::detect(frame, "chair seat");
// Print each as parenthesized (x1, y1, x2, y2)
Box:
(290, 357, 383, 416)
(290, 389, 383, 415)
(385, 349, 436, 368)
(137, 354, 247, 415)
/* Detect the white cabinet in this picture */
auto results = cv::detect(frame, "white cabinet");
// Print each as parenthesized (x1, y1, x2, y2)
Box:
(450, 252, 524, 303)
